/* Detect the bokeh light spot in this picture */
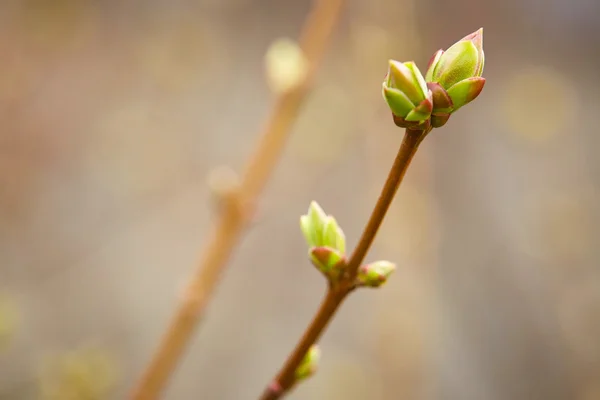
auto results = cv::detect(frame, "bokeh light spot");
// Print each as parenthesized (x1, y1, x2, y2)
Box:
(39, 346, 118, 400)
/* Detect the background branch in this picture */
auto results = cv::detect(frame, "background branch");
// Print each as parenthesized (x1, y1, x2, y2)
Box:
(129, 0, 346, 398)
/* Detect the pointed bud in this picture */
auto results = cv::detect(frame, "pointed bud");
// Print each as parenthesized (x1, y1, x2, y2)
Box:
(387, 61, 428, 105)
(300, 201, 346, 255)
(432, 40, 479, 89)
(428, 28, 484, 87)
(382, 60, 432, 125)
(295, 345, 321, 381)
(461, 28, 485, 77)
(356, 260, 396, 288)
(310, 247, 346, 278)
(425, 28, 485, 115)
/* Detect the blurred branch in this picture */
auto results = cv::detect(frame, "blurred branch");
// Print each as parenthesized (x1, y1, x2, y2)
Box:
(260, 128, 427, 400)
(129, 0, 346, 398)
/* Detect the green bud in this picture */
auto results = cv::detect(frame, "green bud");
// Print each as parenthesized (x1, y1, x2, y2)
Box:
(425, 28, 486, 126)
(300, 201, 346, 254)
(387, 61, 428, 106)
(356, 260, 396, 288)
(382, 60, 433, 128)
(427, 28, 484, 87)
(295, 345, 321, 381)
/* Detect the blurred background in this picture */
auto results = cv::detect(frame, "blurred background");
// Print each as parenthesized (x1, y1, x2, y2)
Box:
(1, 0, 599, 399)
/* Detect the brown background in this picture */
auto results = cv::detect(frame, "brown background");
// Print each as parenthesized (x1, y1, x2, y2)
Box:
(1, 0, 599, 399)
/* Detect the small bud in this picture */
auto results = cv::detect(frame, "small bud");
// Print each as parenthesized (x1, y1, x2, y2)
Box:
(425, 28, 486, 125)
(310, 247, 346, 279)
(382, 60, 433, 128)
(265, 38, 308, 94)
(295, 345, 321, 381)
(300, 201, 346, 254)
(356, 260, 396, 288)
(207, 165, 240, 199)
(207, 166, 254, 218)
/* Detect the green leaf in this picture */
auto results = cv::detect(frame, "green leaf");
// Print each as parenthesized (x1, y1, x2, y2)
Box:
(307, 201, 327, 246)
(404, 97, 433, 122)
(322, 216, 345, 254)
(404, 62, 429, 100)
(382, 85, 415, 118)
(446, 77, 486, 110)
(434, 41, 479, 89)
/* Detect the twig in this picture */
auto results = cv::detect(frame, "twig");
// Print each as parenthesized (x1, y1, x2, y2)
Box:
(260, 127, 427, 400)
(129, 1, 346, 398)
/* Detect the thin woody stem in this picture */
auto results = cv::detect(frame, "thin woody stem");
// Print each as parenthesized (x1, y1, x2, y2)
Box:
(129, 0, 345, 398)
(345, 128, 424, 278)
(261, 288, 347, 400)
(260, 127, 427, 400)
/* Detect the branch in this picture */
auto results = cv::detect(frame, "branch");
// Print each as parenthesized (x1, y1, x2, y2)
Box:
(129, 0, 346, 398)
(260, 127, 427, 400)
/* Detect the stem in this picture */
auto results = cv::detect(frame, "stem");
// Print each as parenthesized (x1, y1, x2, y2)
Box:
(345, 128, 424, 278)
(129, 0, 345, 398)
(259, 128, 426, 400)
(261, 287, 347, 400)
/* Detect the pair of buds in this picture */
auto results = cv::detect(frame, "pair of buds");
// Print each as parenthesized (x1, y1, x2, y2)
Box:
(382, 28, 485, 130)
(300, 202, 395, 287)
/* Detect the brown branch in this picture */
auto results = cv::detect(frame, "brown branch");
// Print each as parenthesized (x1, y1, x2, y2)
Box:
(129, 0, 346, 398)
(260, 127, 427, 400)
(345, 128, 425, 279)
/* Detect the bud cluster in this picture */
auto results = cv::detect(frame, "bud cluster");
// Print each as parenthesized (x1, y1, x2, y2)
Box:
(382, 28, 485, 130)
